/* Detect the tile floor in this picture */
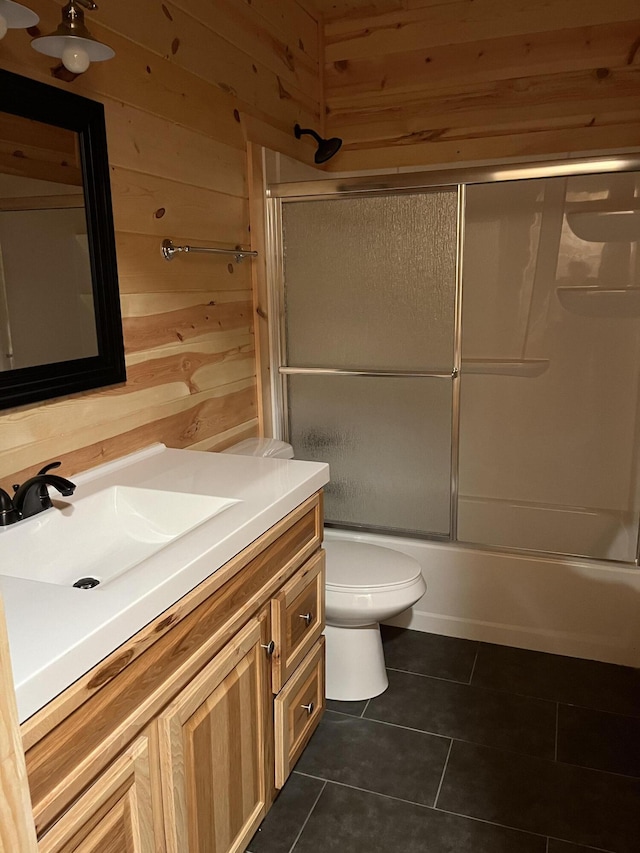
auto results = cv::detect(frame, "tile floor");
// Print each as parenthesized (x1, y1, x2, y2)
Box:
(248, 626, 640, 853)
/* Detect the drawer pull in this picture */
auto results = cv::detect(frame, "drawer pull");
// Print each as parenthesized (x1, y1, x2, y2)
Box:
(261, 640, 275, 656)
(299, 612, 313, 627)
(301, 702, 314, 715)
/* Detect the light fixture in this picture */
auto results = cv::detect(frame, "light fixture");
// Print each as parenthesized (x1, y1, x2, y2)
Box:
(31, 0, 114, 75)
(0, 0, 38, 40)
(294, 124, 343, 164)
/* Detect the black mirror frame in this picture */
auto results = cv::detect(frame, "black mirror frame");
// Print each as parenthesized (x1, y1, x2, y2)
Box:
(0, 69, 125, 411)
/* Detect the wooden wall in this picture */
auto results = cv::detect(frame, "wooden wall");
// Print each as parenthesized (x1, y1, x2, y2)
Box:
(322, 0, 640, 170)
(0, 0, 321, 490)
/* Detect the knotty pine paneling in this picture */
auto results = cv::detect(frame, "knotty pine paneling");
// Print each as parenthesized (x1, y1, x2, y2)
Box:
(115, 232, 252, 294)
(323, 1, 640, 169)
(0, 0, 321, 489)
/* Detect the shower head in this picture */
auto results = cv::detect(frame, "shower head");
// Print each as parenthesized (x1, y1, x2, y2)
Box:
(294, 124, 343, 165)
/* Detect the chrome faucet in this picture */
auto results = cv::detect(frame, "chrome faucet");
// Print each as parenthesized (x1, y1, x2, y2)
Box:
(1, 462, 76, 525)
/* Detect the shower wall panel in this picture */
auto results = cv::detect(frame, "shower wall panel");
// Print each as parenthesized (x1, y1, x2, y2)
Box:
(459, 173, 640, 561)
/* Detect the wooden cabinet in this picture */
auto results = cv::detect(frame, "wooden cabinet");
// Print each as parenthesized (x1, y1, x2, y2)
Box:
(158, 613, 272, 853)
(38, 735, 161, 853)
(28, 492, 325, 853)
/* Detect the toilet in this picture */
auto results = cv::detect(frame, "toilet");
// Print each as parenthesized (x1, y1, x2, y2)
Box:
(223, 438, 426, 700)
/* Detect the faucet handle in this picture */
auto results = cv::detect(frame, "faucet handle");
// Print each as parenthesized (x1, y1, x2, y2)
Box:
(38, 461, 62, 476)
(0, 488, 19, 526)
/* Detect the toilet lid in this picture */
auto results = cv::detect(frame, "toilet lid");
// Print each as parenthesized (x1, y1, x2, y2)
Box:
(323, 540, 422, 592)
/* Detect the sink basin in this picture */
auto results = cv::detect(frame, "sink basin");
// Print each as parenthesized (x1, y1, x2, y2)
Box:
(0, 486, 240, 587)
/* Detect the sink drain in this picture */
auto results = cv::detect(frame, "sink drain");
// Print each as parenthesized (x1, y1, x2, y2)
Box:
(73, 577, 100, 589)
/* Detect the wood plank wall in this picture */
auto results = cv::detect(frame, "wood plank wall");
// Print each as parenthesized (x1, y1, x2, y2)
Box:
(320, 0, 640, 170)
(0, 0, 321, 491)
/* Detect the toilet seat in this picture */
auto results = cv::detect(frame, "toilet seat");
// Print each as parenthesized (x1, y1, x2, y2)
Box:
(323, 540, 422, 593)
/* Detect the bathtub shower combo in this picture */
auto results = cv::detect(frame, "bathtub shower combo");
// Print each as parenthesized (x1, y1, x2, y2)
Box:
(266, 159, 640, 667)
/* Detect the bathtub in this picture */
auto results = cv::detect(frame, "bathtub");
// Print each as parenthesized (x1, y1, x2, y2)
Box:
(323, 522, 640, 668)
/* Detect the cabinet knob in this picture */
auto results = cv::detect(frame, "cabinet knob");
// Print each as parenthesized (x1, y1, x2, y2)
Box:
(261, 640, 275, 656)
(301, 702, 314, 715)
(299, 612, 313, 627)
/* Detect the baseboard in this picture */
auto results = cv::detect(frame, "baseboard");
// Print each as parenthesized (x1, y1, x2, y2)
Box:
(384, 609, 640, 668)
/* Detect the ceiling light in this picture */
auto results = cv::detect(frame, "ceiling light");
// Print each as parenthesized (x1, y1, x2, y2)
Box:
(0, 0, 38, 40)
(31, 0, 114, 75)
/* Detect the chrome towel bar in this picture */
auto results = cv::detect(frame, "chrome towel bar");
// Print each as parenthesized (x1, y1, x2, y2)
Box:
(161, 238, 258, 263)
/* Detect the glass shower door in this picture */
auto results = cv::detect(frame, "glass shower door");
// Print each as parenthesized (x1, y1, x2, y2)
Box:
(280, 190, 459, 537)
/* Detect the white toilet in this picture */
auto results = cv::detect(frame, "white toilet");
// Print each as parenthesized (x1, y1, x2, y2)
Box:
(223, 438, 427, 700)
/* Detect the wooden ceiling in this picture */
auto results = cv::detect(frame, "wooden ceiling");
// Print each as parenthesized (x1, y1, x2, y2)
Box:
(313, 0, 402, 20)
(321, 0, 640, 170)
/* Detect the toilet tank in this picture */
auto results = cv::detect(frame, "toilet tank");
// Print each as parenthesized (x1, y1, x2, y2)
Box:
(222, 438, 294, 459)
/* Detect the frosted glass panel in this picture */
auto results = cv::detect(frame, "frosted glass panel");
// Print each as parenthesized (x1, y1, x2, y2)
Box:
(288, 375, 452, 535)
(458, 173, 640, 561)
(283, 192, 458, 372)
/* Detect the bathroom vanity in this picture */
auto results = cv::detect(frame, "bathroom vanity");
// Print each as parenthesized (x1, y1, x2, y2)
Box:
(0, 446, 329, 852)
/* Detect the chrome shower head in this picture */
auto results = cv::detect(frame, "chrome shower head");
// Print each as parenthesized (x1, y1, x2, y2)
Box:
(294, 124, 343, 165)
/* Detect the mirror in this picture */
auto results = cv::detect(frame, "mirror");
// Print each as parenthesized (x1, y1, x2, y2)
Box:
(0, 69, 125, 410)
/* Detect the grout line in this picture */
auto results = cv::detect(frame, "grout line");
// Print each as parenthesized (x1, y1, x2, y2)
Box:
(326, 708, 365, 719)
(432, 738, 454, 808)
(545, 838, 549, 853)
(360, 699, 371, 718)
(293, 771, 436, 810)
(385, 666, 556, 711)
(326, 707, 640, 779)
(386, 665, 472, 687)
(325, 709, 451, 742)
(547, 834, 615, 853)
(386, 668, 640, 720)
(294, 772, 551, 841)
(554, 703, 559, 761)
(288, 779, 327, 853)
(468, 645, 480, 684)
(282, 773, 618, 853)
(557, 701, 640, 721)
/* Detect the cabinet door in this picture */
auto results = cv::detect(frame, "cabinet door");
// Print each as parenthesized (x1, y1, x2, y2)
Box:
(38, 735, 160, 853)
(271, 550, 325, 692)
(158, 612, 271, 853)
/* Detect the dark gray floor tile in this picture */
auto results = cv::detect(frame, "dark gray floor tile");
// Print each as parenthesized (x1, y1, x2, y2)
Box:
(437, 740, 640, 853)
(246, 773, 324, 853)
(364, 668, 556, 758)
(472, 643, 640, 716)
(325, 697, 368, 716)
(293, 782, 546, 853)
(557, 704, 640, 777)
(295, 710, 450, 806)
(548, 841, 616, 853)
(382, 625, 478, 682)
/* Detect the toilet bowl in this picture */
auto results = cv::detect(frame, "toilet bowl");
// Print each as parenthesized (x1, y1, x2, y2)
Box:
(323, 538, 426, 700)
(223, 438, 427, 700)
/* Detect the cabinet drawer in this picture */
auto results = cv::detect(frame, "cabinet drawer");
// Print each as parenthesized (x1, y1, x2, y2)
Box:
(274, 638, 325, 789)
(271, 550, 325, 693)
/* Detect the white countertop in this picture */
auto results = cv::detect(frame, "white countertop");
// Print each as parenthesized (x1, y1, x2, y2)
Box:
(0, 444, 329, 722)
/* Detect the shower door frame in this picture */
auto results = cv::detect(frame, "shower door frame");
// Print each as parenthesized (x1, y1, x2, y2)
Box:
(265, 152, 640, 566)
